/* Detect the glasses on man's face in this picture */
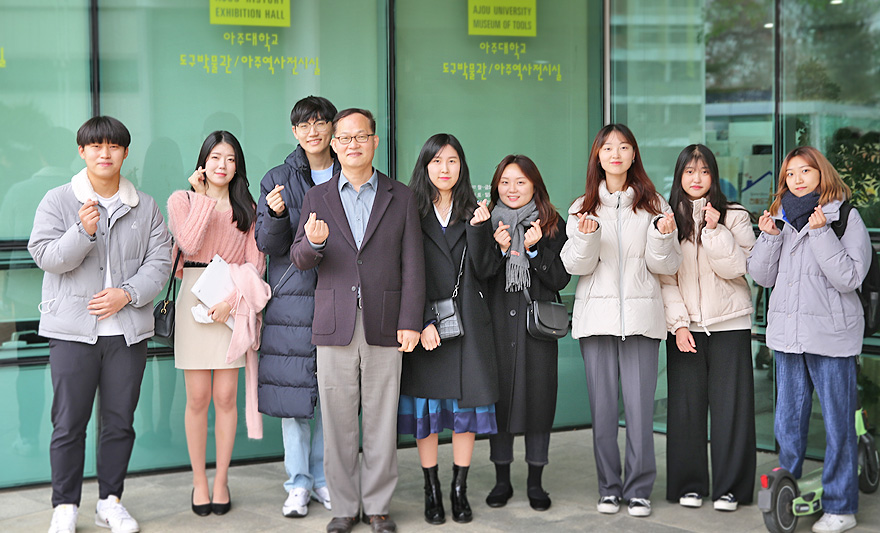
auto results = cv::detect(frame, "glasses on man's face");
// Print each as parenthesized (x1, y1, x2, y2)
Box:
(295, 120, 330, 134)
(334, 133, 375, 145)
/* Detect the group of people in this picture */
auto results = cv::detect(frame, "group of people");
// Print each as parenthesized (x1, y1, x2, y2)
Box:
(28, 94, 871, 533)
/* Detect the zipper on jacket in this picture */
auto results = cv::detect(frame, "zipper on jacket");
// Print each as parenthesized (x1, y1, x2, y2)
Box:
(617, 193, 625, 340)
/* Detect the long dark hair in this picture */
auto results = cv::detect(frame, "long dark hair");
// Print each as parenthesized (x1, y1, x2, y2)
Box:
(408, 133, 478, 223)
(577, 124, 661, 217)
(669, 144, 733, 242)
(489, 154, 560, 239)
(194, 130, 255, 232)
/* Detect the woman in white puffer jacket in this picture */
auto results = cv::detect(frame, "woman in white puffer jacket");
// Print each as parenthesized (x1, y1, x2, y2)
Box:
(659, 144, 756, 513)
(561, 124, 681, 518)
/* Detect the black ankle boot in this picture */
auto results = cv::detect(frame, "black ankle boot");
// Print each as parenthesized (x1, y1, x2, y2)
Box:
(422, 465, 445, 524)
(451, 464, 473, 523)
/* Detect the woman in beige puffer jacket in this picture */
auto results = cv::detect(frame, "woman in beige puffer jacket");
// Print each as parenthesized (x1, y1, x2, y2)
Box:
(561, 124, 682, 518)
(659, 144, 756, 513)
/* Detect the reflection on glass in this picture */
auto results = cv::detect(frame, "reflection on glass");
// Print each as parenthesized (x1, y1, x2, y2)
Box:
(780, 0, 880, 227)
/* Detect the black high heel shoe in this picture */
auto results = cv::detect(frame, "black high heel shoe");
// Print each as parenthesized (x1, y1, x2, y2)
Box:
(191, 488, 212, 516)
(212, 485, 232, 515)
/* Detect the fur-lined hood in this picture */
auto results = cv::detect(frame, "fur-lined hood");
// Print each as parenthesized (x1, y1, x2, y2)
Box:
(71, 167, 140, 207)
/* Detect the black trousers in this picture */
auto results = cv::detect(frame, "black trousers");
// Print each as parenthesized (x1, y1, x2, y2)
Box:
(489, 431, 550, 466)
(49, 337, 147, 506)
(665, 328, 756, 504)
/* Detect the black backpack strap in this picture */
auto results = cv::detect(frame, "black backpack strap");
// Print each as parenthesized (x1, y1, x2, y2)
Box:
(831, 201, 853, 239)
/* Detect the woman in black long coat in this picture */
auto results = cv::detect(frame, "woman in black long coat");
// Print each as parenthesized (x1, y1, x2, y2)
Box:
(399, 134, 499, 525)
(485, 154, 570, 512)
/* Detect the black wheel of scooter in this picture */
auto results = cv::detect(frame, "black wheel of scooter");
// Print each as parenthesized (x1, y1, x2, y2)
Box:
(859, 433, 880, 493)
(762, 478, 798, 533)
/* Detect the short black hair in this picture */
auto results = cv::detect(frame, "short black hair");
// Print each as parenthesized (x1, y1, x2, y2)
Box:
(333, 108, 376, 135)
(76, 116, 131, 148)
(290, 96, 338, 126)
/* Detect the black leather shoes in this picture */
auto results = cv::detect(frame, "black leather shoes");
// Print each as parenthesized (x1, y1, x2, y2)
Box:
(326, 516, 358, 533)
(211, 485, 231, 515)
(485, 483, 514, 507)
(362, 513, 397, 532)
(191, 488, 211, 516)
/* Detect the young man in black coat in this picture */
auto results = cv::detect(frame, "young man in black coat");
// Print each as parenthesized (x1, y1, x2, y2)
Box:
(254, 96, 340, 518)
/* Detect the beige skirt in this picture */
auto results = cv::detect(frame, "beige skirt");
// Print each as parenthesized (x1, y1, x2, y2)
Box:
(174, 266, 244, 370)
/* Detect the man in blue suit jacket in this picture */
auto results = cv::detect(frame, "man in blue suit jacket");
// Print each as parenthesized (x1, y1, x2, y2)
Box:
(291, 108, 425, 533)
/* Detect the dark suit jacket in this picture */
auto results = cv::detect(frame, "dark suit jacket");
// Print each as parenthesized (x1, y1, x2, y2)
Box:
(291, 170, 425, 347)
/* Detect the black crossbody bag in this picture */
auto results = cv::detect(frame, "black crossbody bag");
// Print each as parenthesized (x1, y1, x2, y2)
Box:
(153, 248, 182, 346)
(522, 286, 568, 341)
(430, 246, 467, 340)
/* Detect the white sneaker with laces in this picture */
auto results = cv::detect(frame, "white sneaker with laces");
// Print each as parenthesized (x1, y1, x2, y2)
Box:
(48, 504, 78, 533)
(95, 496, 138, 533)
(628, 498, 652, 517)
(679, 492, 703, 508)
(282, 487, 310, 517)
(597, 495, 620, 514)
(312, 485, 332, 511)
(714, 492, 738, 511)
(812, 513, 857, 533)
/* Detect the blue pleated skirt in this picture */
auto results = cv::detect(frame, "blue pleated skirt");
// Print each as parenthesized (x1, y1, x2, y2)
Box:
(397, 394, 497, 439)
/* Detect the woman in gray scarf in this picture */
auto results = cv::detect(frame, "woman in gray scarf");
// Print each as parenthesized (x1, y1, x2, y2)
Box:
(484, 154, 570, 512)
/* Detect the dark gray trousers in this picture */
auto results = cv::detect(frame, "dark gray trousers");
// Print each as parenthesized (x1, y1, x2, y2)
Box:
(49, 336, 147, 506)
(580, 335, 659, 501)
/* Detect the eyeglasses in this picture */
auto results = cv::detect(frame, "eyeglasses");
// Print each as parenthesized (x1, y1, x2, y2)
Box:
(295, 120, 330, 134)
(335, 133, 375, 145)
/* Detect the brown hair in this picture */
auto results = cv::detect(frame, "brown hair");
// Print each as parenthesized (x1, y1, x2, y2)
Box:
(768, 146, 851, 215)
(489, 154, 560, 239)
(577, 124, 661, 216)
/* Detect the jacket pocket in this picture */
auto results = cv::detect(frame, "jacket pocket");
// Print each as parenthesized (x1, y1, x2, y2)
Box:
(828, 286, 846, 332)
(381, 290, 402, 336)
(312, 289, 336, 335)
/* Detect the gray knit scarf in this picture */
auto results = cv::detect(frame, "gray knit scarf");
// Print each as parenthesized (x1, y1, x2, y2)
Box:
(491, 199, 539, 292)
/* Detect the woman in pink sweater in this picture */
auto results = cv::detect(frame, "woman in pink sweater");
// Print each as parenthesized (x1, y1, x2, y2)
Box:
(167, 130, 264, 517)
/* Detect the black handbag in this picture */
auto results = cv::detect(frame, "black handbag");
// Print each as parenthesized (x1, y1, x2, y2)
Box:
(152, 249, 182, 346)
(430, 246, 467, 340)
(522, 286, 569, 341)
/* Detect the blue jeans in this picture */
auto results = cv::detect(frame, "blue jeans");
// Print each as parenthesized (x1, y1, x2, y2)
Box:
(775, 351, 858, 515)
(282, 400, 326, 492)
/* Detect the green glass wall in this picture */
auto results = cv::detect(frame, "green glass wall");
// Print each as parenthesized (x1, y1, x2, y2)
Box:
(2, 0, 880, 489)
(609, 0, 880, 458)
(0, 0, 92, 487)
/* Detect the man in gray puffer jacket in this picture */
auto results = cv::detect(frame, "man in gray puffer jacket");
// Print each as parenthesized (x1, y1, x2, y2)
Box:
(29, 116, 172, 533)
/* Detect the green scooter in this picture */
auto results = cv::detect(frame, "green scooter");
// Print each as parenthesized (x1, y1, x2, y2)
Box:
(757, 408, 879, 533)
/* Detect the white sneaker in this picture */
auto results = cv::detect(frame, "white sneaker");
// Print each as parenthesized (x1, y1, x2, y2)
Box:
(679, 492, 703, 508)
(282, 487, 310, 517)
(628, 498, 652, 517)
(812, 513, 857, 533)
(714, 492, 738, 511)
(597, 495, 620, 514)
(95, 496, 139, 533)
(48, 504, 78, 533)
(312, 485, 332, 511)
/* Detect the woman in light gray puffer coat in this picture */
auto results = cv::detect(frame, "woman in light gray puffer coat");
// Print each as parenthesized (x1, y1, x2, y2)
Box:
(747, 146, 871, 533)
